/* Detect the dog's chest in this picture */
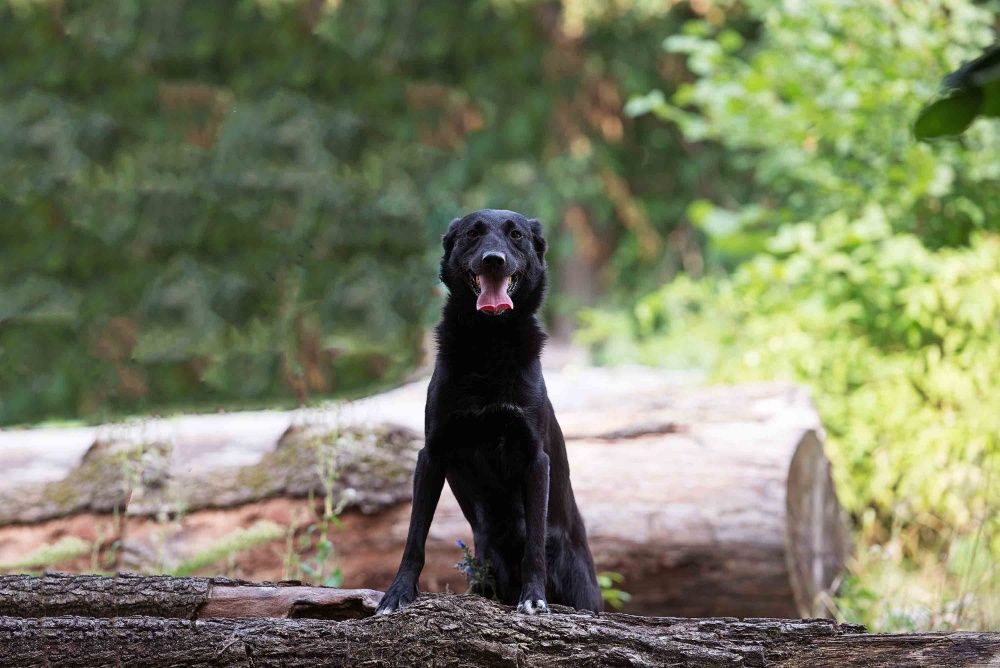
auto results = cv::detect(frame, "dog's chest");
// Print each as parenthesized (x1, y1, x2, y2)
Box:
(449, 431, 530, 484)
(445, 401, 533, 477)
(450, 374, 526, 412)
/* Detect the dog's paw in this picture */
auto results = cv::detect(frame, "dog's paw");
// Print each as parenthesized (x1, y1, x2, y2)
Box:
(516, 597, 549, 615)
(375, 579, 418, 615)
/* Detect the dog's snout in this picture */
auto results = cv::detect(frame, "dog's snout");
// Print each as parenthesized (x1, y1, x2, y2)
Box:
(482, 251, 506, 268)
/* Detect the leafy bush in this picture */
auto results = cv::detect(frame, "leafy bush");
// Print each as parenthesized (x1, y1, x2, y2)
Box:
(629, 0, 1000, 255)
(916, 45, 1000, 140)
(585, 0, 1000, 631)
(582, 223, 1000, 630)
(1, 0, 706, 425)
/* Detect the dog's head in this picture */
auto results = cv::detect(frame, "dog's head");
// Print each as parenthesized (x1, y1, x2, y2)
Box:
(439, 209, 547, 317)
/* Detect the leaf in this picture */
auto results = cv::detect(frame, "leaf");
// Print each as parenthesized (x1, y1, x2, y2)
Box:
(943, 44, 1000, 89)
(914, 88, 983, 140)
(980, 81, 1000, 118)
(624, 90, 666, 118)
(0, 275, 82, 324)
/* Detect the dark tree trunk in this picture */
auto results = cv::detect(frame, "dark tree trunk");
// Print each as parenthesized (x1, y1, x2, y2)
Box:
(1, 574, 998, 667)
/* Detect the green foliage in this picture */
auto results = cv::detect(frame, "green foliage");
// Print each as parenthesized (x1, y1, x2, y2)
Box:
(582, 219, 1000, 632)
(587, 0, 1000, 631)
(292, 524, 343, 588)
(0, 535, 91, 572)
(597, 571, 632, 610)
(639, 0, 1000, 251)
(173, 520, 284, 576)
(585, 223, 1000, 541)
(284, 424, 349, 587)
(916, 45, 1000, 139)
(453, 539, 497, 598)
(916, 87, 986, 140)
(0, 0, 710, 425)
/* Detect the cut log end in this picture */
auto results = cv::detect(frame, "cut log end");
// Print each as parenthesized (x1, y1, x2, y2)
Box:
(785, 429, 850, 617)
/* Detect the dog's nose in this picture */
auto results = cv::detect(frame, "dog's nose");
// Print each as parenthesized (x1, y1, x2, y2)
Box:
(482, 251, 506, 268)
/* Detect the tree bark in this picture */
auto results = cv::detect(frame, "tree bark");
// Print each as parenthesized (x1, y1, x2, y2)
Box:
(0, 572, 382, 620)
(0, 369, 847, 618)
(0, 575, 997, 668)
(0, 423, 421, 524)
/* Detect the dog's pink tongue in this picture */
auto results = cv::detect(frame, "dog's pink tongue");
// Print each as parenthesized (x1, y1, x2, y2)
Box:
(476, 275, 513, 313)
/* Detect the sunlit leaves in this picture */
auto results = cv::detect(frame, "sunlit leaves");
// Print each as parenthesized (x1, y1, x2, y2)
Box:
(916, 44, 1000, 139)
(605, 0, 1000, 631)
(915, 88, 983, 140)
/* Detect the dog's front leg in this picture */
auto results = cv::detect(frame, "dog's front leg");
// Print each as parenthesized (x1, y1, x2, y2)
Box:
(517, 449, 550, 615)
(375, 447, 446, 614)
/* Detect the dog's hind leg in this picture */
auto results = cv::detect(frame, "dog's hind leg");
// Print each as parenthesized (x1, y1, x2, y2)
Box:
(467, 544, 507, 602)
(471, 528, 526, 605)
(548, 540, 603, 613)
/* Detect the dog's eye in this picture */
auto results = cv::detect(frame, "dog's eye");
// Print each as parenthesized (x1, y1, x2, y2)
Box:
(509, 229, 523, 240)
(466, 228, 480, 239)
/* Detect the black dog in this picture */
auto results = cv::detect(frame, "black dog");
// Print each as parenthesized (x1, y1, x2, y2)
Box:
(375, 209, 602, 615)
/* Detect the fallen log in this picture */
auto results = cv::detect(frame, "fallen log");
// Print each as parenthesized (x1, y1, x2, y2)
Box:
(0, 572, 382, 620)
(0, 368, 848, 618)
(0, 574, 997, 668)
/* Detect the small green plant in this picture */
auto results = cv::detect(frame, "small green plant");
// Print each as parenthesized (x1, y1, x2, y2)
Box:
(597, 571, 632, 610)
(0, 535, 92, 572)
(282, 424, 350, 586)
(172, 520, 284, 577)
(292, 522, 343, 587)
(88, 519, 121, 574)
(454, 539, 496, 599)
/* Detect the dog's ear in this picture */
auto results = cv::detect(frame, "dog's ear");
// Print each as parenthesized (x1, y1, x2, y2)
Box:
(528, 218, 547, 262)
(442, 217, 461, 261)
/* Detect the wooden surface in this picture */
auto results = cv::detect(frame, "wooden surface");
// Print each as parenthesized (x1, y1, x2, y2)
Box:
(0, 366, 847, 618)
(1, 574, 998, 668)
(0, 572, 382, 620)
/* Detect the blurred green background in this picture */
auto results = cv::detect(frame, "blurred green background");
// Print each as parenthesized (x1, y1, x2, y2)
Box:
(1, 0, 997, 632)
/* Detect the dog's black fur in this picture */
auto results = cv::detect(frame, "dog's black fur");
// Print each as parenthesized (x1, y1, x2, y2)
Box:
(375, 209, 602, 615)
